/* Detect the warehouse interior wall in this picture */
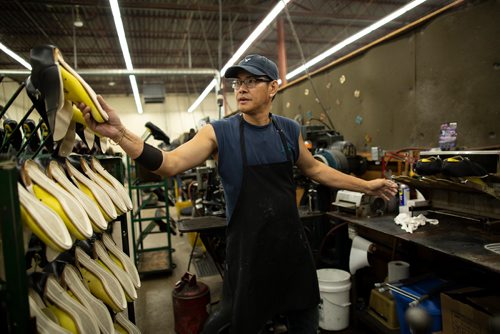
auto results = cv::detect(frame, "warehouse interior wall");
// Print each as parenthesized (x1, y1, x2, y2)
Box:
(275, 0, 500, 152)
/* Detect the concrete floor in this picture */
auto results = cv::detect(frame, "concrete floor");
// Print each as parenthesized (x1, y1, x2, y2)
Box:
(116, 209, 223, 334)
(115, 208, 362, 334)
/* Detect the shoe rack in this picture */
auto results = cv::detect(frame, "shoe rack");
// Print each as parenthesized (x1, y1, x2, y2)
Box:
(0, 76, 139, 331)
(127, 155, 176, 277)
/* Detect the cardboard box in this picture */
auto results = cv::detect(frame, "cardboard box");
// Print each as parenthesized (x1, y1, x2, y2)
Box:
(441, 287, 500, 334)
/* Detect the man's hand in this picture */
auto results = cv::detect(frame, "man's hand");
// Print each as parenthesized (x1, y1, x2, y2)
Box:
(366, 179, 398, 201)
(78, 95, 125, 142)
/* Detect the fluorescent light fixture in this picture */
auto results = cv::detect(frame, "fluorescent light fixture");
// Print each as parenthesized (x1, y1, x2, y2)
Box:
(286, 0, 428, 80)
(220, 0, 291, 76)
(187, 79, 217, 113)
(187, 0, 291, 113)
(109, 0, 143, 114)
(0, 42, 32, 70)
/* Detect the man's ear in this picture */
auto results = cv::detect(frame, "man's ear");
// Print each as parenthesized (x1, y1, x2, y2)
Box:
(269, 80, 279, 97)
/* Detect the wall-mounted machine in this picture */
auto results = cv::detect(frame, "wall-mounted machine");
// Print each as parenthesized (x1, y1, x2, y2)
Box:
(301, 125, 367, 176)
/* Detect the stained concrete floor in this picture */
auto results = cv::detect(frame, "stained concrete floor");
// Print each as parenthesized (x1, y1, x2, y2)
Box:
(114, 208, 223, 334)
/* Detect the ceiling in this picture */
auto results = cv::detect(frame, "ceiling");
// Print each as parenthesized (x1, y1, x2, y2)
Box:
(0, 0, 456, 99)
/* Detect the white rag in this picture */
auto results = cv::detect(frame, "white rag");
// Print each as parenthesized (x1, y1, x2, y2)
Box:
(394, 213, 439, 233)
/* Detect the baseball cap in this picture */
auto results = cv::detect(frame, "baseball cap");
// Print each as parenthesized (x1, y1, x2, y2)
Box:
(224, 54, 279, 81)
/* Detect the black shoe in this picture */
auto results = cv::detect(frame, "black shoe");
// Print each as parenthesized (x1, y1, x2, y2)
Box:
(3, 119, 23, 151)
(442, 156, 487, 177)
(414, 156, 442, 176)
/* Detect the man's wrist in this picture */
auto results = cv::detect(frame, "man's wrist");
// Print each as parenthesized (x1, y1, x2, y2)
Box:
(110, 127, 126, 145)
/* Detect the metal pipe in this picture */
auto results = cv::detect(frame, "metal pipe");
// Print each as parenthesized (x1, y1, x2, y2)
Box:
(383, 283, 420, 301)
(0, 68, 219, 76)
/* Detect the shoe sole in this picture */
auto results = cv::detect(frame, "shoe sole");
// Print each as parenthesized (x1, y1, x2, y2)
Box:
(65, 159, 117, 222)
(53, 99, 73, 142)
(56, 119, 76, 157)
(62, 264, 114, 334)
(22, 160, 92, 240)
(94, 240, 137, 301)
(75, 246, 127, 312)
(44, 275, 99, 334)
(91, 157, 133, 211)
(81, 158, 128, 215)
(56, 49, 108, 123)
(28, 289, 71, 334)
(115, 311, 142, 334)
(48, 161, 108, 232)
(102, 232, 141, 289)
(18, 183, 72, 252)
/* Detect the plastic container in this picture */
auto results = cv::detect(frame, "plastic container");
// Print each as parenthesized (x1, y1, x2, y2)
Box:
(391, 278, 444, 334)
(317, 269, 351, 331)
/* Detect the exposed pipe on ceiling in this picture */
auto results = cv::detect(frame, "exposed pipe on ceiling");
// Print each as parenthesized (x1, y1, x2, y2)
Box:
(0, 68, 219, 76)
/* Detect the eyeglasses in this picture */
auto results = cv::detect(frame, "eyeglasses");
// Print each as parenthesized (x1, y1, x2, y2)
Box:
(230, 77, 271, 90)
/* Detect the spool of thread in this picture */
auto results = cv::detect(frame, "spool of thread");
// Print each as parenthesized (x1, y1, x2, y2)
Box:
(388, 260, 410, 282)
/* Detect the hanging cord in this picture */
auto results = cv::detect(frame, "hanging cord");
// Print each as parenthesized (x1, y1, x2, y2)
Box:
(283, 5, 335, 131)
(197, 4, 215, 69)
(282, 1, 377, 131)
(218, 0, 223, 71)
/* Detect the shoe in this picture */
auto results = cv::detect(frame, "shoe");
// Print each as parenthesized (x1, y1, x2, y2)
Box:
(3, 119, 22, 151)
(91, 157, 133, 211)
(75, 246, 127, 312)
(72, 103, 96, 150)
(62, 264, 114, 334)
(44, 275, 100, 334)
(65, 159, 117, 222)
(81, 158, 129, 215)
(94, 240, 137, 302)
(101, 233, 141, 289)
(442, 156, 488, 177)
(55, 100, 98, 153)
(47, 160, 108, 232)
(29, 45, 64, 137)
(414, 156, 442, 176)
(22, 119, 42, 152)
(21, 159, 93, 240)
(28, 289, 71, 334)
(55, 49, 108, 123)
(114, 311, 142, 334)
(53, 99, 74, 142)
(39, 119, 55, 153)
(18, 183, 72, 253)
(55, 116, 76, 157)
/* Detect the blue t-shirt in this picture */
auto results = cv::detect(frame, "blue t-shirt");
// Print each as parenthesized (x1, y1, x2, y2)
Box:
(211, 114, 300, 221)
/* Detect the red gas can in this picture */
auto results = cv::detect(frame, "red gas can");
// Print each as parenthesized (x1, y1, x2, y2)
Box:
(172, 272, 211, 334)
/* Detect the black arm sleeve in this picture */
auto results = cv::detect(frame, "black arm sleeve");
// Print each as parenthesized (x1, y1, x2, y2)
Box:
(134, 142, 163, 171)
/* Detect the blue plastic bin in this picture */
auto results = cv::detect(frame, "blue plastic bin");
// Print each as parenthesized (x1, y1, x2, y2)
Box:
(391, 278, 445, 334)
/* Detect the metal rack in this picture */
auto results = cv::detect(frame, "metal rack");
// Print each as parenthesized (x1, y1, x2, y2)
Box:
(0, 163, 31, 333)
(0, 78, 139, 329)
(127, 155, 176, 276)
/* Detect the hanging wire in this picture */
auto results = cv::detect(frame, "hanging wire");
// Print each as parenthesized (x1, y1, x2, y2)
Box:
(218, 0, 223, 71)
(282, 1, 377, 132)
(282, 5, 335, 131)
(197, 4, 215, 69)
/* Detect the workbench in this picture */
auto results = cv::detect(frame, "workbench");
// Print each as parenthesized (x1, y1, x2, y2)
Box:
(326, 210, 500, 283)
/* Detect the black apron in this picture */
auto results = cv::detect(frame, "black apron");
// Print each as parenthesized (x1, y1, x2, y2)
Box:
(203, 115, 319, 333)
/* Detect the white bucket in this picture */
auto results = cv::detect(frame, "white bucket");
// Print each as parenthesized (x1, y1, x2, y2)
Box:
(317, 268, 351, 331)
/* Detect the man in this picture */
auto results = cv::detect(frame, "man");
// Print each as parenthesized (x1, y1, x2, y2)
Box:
(79, 54, 398, 333)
